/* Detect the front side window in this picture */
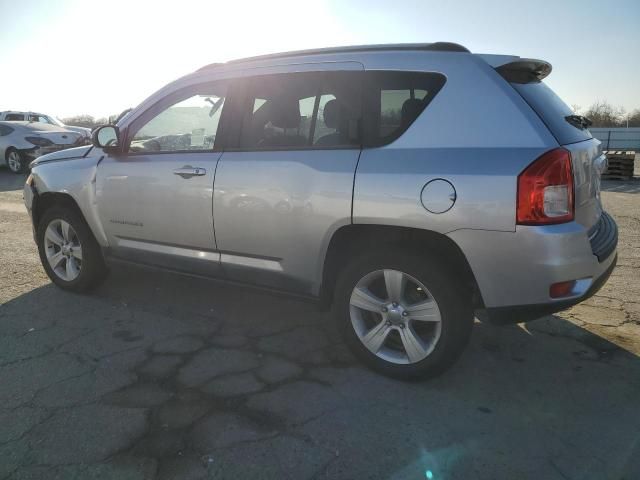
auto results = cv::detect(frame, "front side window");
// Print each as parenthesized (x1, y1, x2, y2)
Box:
(128, 84, 227, 153)
(236, 72, 362, 150)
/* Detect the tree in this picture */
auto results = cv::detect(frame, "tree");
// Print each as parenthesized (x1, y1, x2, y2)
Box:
(626, 109, 640, 128)
(60, 114, 98, 128)
(583, 101, 626, 127)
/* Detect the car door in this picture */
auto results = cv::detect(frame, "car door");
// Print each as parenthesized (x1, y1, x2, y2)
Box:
(96, 81, 230, 276)
(213, 66, 363, 294)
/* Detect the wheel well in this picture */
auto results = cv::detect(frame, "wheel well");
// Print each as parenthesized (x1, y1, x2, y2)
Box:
(32, 192, 84, 229)
(319, 224, 484, 310)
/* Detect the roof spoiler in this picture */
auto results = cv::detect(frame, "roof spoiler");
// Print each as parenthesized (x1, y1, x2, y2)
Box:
(495, 59, 552, 84)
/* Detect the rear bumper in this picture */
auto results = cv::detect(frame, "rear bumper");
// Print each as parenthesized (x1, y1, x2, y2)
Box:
(486, 252, 617, 324)
(448, 211, 618, 324)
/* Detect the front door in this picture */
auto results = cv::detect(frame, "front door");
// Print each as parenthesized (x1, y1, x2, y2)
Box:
(96, 82, 228, 276)
(213, 69, 363, 294)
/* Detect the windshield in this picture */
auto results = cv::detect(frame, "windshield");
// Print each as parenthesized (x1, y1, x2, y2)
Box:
(51, 116, 65, 126)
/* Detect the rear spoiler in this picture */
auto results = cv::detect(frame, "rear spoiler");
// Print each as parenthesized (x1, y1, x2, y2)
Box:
(495, 59, 552, 84)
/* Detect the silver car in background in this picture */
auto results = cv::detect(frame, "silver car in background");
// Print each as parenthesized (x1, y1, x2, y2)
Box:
(1, 121, 84, 173)
(23, 43, 617, 379)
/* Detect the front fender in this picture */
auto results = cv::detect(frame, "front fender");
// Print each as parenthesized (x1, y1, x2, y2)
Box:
(30, 154, 109, 247)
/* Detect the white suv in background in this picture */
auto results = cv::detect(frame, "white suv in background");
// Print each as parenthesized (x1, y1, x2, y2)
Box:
(0, 111, 91, 142)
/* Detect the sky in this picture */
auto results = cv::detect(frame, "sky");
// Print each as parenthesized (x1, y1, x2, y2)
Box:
(1, 0, 638, 119)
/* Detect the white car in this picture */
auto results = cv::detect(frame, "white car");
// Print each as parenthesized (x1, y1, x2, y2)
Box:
(0, 121, 84, 173)
(0, 111, 92, 142)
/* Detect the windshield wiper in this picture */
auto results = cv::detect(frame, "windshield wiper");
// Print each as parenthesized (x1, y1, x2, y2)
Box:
(565, 115, 592, 130)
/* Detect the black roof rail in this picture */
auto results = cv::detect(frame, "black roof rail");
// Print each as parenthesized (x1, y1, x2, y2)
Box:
(197, 42, 469, 72)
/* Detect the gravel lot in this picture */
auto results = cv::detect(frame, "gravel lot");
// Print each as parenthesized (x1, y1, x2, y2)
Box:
(1, 167, 639, 479)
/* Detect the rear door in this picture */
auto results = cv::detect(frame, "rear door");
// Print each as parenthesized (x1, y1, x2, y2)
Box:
(213, 66, 363, 294)
(511, 81, 606, 230)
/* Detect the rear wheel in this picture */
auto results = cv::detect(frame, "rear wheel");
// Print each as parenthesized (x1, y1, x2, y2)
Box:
(37, 207, 108, 292)
(334, 251, 474, 380)
(6, 148, 27, 174)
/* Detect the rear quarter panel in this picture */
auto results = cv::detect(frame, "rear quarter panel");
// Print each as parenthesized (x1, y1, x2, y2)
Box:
(353, 54, 558, 234)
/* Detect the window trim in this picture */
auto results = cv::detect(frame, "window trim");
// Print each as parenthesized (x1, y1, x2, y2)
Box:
(121, 80, 231, 156)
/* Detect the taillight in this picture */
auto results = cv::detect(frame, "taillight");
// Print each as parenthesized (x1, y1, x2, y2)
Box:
(517, 148, 574, 225)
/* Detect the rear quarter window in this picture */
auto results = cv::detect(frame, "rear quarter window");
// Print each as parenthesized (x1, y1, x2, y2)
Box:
(362, 72, 446, 147)
(512, 82, 592, 145)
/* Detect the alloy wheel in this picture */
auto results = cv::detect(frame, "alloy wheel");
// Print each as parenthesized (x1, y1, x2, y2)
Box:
(44, 219, 83, 281)
(349, 269, 442, 364)
(7, 151, 22, 173)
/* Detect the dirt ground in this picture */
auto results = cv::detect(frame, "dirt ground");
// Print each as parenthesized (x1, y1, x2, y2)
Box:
(0, 167, 639, 480)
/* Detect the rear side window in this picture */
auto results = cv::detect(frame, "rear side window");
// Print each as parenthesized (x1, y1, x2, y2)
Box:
(512, 82, 592, 145)
(234, 71, 362, 150)
(362, 72, 446, 147)
(5, 113, 24, 121)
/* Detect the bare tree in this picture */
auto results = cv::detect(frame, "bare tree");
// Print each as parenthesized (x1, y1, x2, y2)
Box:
(627, 109, 640, 128)
(583, 101, 626, 127)
(61, 115, 98, 128)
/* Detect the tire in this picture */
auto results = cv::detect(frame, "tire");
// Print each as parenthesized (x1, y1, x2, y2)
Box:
(36, 206, 108, 292)
(333, 250, 474, 380)
(6, 148, 27, 174)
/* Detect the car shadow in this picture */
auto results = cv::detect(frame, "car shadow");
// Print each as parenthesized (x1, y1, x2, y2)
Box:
(2, 265, 639, 479)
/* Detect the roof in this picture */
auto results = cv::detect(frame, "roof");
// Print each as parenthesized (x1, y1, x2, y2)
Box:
(198, 42, 469, 71)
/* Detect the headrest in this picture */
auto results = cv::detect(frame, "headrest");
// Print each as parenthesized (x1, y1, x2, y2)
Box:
(323, 99, 340, 129)
(401, 98, 424, 127)
(267, 98, 301, 129)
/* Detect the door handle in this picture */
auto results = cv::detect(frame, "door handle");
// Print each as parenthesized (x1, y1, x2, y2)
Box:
(173, 165, 206, 179)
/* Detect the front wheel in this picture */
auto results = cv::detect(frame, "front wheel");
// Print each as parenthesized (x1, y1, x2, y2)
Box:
(334, 251, 474, 380)
(6, 149, 27, 174)
(36, 207, 108, 292)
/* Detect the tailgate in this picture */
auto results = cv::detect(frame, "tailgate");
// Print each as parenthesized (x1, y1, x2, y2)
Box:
(564, 138, 606, 230)
(494, 60, 605, 231)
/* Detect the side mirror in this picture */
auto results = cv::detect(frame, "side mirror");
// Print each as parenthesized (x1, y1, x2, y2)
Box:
(92, 125, 121, 153)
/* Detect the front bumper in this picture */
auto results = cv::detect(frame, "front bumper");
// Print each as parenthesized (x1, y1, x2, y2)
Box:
(23, 179, 37, 238)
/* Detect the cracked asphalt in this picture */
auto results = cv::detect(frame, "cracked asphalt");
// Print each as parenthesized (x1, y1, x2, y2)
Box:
(1, 167, 639, 480)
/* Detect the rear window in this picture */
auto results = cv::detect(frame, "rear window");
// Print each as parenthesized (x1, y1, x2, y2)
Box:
(5, 113, 24, 121)
(512, 82, 592, 145)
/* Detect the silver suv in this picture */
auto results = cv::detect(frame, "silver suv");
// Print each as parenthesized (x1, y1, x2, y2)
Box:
(23, 43, 617, 379)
